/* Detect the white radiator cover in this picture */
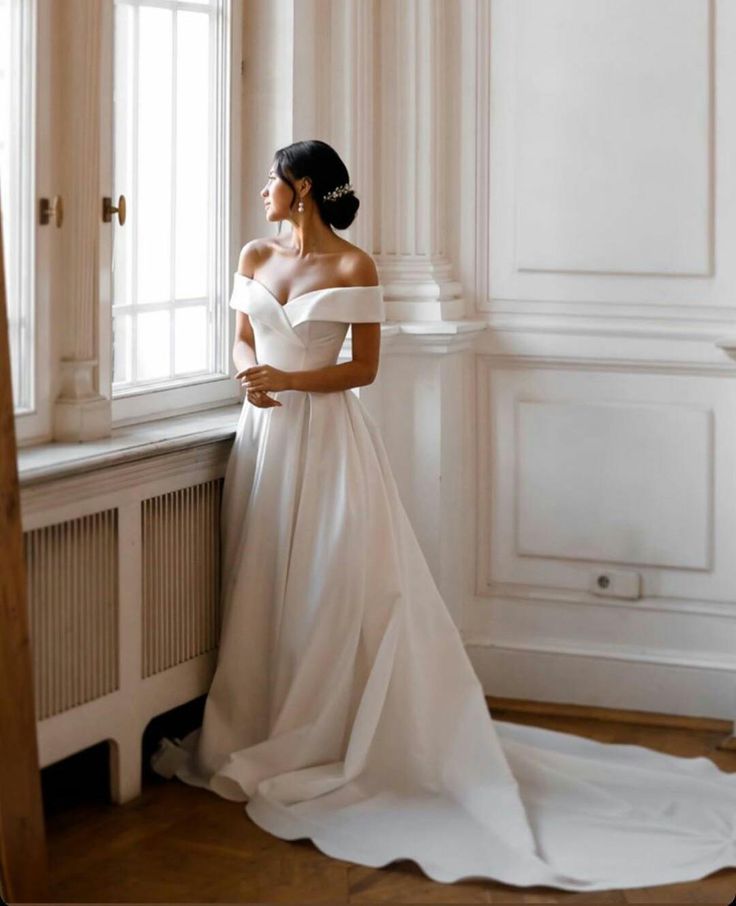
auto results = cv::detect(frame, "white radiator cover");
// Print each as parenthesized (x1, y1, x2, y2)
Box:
(20, 442, 229, 804)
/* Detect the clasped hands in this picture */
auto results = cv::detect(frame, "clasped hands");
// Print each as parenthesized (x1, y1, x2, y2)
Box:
(235, 365, 292, 408)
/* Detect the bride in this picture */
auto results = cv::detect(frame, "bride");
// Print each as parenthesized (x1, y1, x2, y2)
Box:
(152, 139, 736, 893)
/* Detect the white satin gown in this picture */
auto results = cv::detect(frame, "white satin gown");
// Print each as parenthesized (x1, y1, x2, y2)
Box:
(151, 272, 736, 892)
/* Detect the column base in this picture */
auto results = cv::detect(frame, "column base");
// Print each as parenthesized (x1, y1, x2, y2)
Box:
(376, 254, 468, 322)
(385, 297, 467, 321)
(53, 396, 111, 442)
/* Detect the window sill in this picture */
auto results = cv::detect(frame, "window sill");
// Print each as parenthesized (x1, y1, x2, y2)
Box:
(18, 403, 242, 488)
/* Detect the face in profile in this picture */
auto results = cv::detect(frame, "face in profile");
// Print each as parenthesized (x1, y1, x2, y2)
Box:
(260, 162, 305, 223)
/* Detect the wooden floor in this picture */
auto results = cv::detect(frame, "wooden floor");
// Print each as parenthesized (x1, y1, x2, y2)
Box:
(43, 706, 736, 905)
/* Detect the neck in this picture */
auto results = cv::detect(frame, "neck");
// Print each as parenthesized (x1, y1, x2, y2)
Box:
(286, 209, 336, 257)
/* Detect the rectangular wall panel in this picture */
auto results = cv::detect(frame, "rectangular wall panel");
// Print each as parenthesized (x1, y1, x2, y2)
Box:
(484, 0, 736, 311)
(515, 0, 711, 276)
(478, 362, 736, 604)
(516, 400, 712, 568)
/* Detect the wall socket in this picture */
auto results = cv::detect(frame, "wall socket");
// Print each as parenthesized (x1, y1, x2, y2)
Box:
(588, 569, 642, 600)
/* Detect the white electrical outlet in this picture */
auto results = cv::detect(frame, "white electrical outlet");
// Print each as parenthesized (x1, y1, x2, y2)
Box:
(588, 569, 641, 600)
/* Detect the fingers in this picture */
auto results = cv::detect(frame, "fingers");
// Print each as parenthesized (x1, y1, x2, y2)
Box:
(247, 390, 281, 408)
(237, 366, 263, 383)
(241, 377, 266, 392)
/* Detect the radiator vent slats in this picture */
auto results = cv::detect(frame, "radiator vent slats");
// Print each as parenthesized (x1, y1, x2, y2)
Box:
(24, 511, 119, 720)
(141, 479, 222, 678)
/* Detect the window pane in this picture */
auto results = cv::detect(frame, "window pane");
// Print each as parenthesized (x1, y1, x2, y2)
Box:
(136, 309, 170, 381)
(112, 313, 131, 384)
(137, 5, 172, 304)
(112, 0, 224, 400)
(175, 10, 209, 300)
(174, 305, 207, 374)
(0, 0, 34, 413)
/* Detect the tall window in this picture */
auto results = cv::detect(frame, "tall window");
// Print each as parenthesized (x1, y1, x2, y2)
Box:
(112, 0, 232, 398)
(0, 0, 36, 414)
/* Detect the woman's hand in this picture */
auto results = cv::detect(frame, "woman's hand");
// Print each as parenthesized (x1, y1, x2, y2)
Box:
(246, 389, 282, 408)
(238, 364, 293, 393)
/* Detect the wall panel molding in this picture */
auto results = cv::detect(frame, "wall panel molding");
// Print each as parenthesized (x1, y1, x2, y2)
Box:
(475, 356, 736, 608)
(482, 0, 736, 318)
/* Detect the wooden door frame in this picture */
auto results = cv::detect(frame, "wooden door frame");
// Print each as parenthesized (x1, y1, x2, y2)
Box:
(0, 190, 48, 901)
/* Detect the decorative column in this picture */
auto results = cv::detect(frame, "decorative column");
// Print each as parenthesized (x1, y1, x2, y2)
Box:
(52, 0, 110, 441)
(373, 0, 466, 322)
(318, 0, 376, 258)
(322, 1, 487, 627)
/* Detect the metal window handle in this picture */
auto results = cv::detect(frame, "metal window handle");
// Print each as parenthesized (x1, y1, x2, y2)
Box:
(102, 195, 126, 225)
(39, 195, 63, 227)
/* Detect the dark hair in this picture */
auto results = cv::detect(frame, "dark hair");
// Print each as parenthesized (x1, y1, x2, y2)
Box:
(272, 139, 360, 231)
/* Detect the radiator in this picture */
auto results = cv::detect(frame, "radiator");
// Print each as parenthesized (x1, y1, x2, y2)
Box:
(20, 442, 229, 803)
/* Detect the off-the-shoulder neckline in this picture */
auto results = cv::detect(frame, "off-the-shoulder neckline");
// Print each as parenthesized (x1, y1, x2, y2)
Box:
(234, 272, 383, 308)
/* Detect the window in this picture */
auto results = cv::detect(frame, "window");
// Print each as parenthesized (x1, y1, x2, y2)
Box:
(0, 0, 36, 415)
(4, 0, 241, 444)
(110, 0, 239, 424)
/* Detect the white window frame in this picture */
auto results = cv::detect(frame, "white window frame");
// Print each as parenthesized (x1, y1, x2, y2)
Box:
(100, 0, 243, 429)
(10, 0, 53, 447)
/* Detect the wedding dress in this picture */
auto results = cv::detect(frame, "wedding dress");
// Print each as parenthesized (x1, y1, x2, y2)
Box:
(151, 272, 736, 893)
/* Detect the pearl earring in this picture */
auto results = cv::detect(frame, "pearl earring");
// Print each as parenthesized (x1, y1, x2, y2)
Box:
(297, 199, 304, 213)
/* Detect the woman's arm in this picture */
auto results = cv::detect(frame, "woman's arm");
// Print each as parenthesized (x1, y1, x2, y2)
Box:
(288, 322, 381, 391)
(233, 312, 258, 372)
(233, 240, 262, 370)
(234, 240, 282, 407)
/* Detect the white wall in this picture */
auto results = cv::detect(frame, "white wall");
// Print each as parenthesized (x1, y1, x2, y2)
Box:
(237, 0, 736, 720)
(464, 0, 736, 719)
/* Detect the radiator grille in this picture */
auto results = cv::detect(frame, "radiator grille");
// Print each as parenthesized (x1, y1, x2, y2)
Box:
(141, 479, 223, 677)
(24, 511, 119, 720)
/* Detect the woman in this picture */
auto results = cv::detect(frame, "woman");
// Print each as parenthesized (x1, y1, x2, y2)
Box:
(152, 140, 736, 892)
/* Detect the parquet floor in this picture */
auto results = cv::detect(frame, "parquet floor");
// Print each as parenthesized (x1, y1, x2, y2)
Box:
(43, 705, 736, 904)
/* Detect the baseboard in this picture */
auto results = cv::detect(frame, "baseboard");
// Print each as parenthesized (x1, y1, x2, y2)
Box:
(467, 642, 736, 726)
(484, 694, 732, 733)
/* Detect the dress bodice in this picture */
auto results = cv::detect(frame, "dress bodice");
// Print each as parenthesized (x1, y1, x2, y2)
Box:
(228, 273, 386, 372)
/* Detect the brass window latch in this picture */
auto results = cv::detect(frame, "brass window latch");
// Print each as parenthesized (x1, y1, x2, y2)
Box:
(102, 194, 126, 225)
(39, 195, 63, 227)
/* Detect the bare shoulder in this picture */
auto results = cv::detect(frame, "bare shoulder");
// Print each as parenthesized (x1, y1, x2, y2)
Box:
(338, 247, 379, 288)
(237, 238, 276, 276)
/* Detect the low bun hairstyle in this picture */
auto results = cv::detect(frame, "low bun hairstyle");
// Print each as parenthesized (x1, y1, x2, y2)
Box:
(273, 139, 360, 231)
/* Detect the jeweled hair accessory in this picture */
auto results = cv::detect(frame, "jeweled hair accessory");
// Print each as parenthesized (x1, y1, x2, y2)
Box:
(322, 182, 354, 202)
